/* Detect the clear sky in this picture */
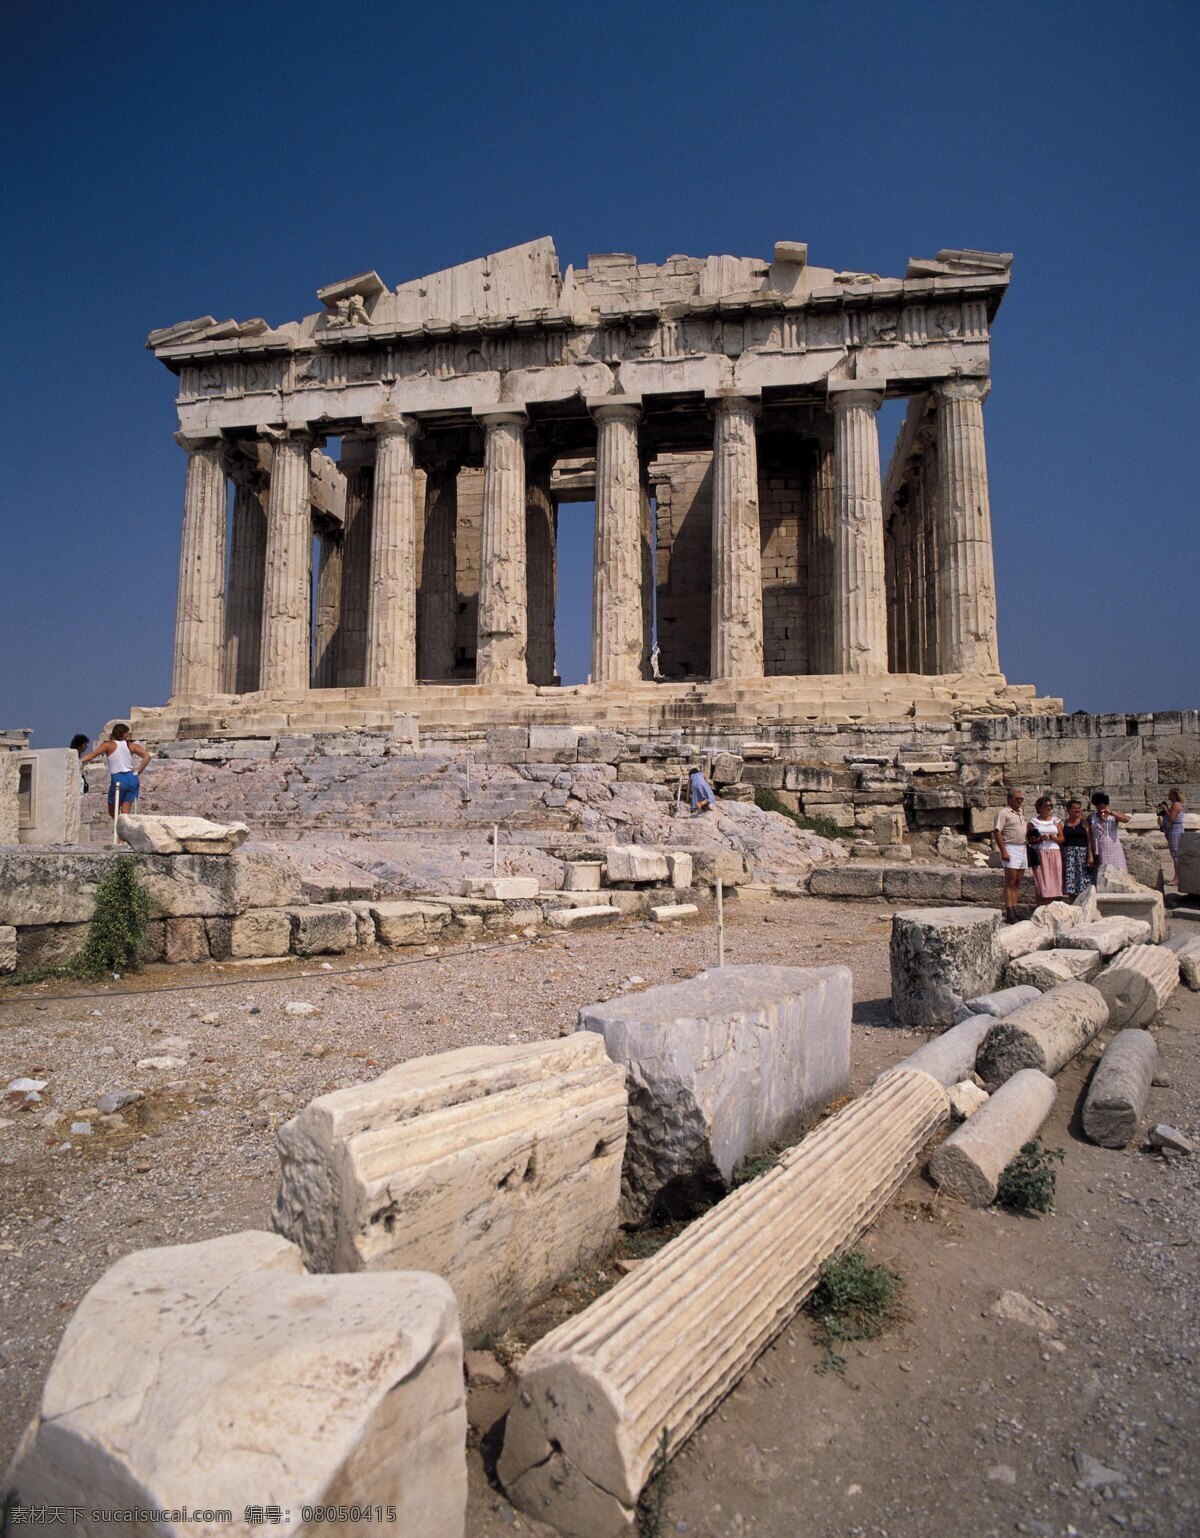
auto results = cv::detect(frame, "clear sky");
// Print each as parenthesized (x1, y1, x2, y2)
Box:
(3, 0, 1197, 746)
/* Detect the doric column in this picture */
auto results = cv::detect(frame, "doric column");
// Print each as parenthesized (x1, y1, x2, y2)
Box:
(709, 394, 764, 680)
(171, 434, 228, 698)
(336, 444, 373, 687)
(885, 527, 899, 673)
(590, 397, 644, 684)
(364, 413, 419, 689)
(474, 409, 528, 686)
(260, 428, 314, 694)
(312, 528, 343, 687)
(908, 471, 928, 674)
(224, 459, 267, 694)
(830, 387, 888, 674)
(935, 378, 1001, 674)
(525, 455, 557, 686)
(418, 458, 459, 681)
(806, 433, 835, 673)
(922, 437, 942, 673)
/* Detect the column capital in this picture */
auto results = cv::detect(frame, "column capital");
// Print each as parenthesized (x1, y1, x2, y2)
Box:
(473, 406, 527, 429)
(363, 410, 419, 440)
(173, 430, 222, 455)
(934, 375, 991, 405)
(587, 394, 642, 422)
(827, 381, 884, 412)
(705, 390, 760, 417)
(259, 423, 316, 447)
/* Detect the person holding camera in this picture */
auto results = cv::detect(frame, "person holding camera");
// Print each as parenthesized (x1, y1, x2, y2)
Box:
(1160, 788, 1186, 885)
(1089, 791, 1130, 879)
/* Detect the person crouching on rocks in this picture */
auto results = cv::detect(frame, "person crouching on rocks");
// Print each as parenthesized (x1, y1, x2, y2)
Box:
(689, 765, 717, 814)
(993, 789, 1028, 923)
(81, 723, 150, 818)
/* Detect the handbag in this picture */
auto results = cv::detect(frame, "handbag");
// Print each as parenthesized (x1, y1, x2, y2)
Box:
(1026, 823, 1041, 870)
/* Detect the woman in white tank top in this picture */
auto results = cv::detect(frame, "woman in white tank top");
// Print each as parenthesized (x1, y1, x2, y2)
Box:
(80, 724, 150, 816)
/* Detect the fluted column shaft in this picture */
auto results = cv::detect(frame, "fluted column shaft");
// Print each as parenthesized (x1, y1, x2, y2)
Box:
(923, 438, 942, 673)
(591, 399, 644, 684)
(337, 459, 373, 687)
(935, 378, 1000, 674)
(172, 435, 228, 698)
(313, 530, 343, 687)
(475, 410, 528, 686)
(806, 435, 835, 673)
(831, 389, 888, 674)
(418, 461, 459, 681)
(365, 415, 419, 688)
(908, 472, 928, 674)
(225, 468, 267, 693)
(525, 459, 557, 686)
(260, 430, 314, 693)
(710, 395, 764, 680)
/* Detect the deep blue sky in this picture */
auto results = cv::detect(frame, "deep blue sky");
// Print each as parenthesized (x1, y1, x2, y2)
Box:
(4, 1, 1197, 746)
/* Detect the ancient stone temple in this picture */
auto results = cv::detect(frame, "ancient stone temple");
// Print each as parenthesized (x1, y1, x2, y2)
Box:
(137, 238, 1057, 741)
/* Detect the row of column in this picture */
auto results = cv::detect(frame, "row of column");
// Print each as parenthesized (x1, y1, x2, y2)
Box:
(171, 378, 1000, 699)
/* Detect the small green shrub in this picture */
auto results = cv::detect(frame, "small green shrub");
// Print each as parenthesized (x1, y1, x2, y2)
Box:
(996, 1140, 1064, 1214)
(72, 857, 151, 980)
(636, 1426, 672, 1538)
(753, 785, 853, 841)
(807, 1250, 904, 1373)
(732, 1145, 785, 1186)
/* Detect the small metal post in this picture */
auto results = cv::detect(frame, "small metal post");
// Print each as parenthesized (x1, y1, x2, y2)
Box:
(493, 823, 499, 877)
(715, 877, 725, 967)
(111, 787, 120, 846)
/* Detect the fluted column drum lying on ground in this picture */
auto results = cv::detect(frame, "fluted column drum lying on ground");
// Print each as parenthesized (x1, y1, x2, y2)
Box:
(418, 461, 459, 682)
(526, 460, 557, 686)
(498, 1066, 949, 1538)
(710, 395, 764, 680)
(365, 415, 419, 688)
(927, 1068, 1056, 1206)
(1093, 944, 1180, 1029)
(1082, 1028, 1159, 1148)
(260, 429, 314, 693)
(475, 410, 528, 685)
(172, 435, 227, 698)
(976, 980, 1109, 1085)
(935, 378, 1000, 674)
(224, 469, 266, 693)
(830, 388, 887, 674)
(591, 400, 644, 684)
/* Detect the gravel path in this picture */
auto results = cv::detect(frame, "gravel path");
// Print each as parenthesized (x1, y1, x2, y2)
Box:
(2, 895, 1197, 1537)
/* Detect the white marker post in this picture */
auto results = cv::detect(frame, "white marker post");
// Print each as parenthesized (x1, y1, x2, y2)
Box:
(111, 789, 120, 846)
(493, 823, 499, 877)
(715, 877, 725, 967)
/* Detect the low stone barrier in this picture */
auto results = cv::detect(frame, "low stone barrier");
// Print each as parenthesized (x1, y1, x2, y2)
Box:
(890, 907, 1003, 1029)
(271, 1037, 626, 1341)
(976, 982, 1109, 1084)
(498, 1067, 948, 1537)
(1082, 1030, 1159, 1148)
(5, 1231, 467, 1537)
(1094, 944, 1180, 1029)
(927, 1068, 1056, 1205)
(577, 964, 851, 1222)
(805, 862, 1006, 905)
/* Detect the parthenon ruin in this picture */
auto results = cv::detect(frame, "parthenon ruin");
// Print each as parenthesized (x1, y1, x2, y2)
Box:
(137, 237, 1058, 741)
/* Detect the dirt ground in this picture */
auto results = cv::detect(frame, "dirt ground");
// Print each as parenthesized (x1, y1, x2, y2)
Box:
(2, 894, 1198, 1538)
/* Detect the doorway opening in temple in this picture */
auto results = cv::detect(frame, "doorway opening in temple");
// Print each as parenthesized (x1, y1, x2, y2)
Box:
(554, 500, 595, 685)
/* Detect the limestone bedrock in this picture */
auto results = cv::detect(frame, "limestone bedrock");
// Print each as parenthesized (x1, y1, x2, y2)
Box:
(271, 1036, 626, 1342)
(577, 963, 850, 1223)
(498, 1066, 948, 1538)
(976, 981, 1109, 1085)
(889, 906, 1003, 1030)
(4, 1230, 467, 1538)
(1082, 1028, 1159, 1149)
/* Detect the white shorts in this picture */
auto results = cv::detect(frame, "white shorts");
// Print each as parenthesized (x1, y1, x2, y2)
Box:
(1002, 847, 1028, 871)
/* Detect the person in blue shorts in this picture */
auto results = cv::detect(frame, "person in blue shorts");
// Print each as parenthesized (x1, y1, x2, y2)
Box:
(688, 764, 717, 814)
(80, 723, 151, 815)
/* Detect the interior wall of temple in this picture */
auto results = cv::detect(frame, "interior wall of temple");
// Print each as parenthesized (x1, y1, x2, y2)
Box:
(758, 437, 809, 678)
(652, 452, 713, 679)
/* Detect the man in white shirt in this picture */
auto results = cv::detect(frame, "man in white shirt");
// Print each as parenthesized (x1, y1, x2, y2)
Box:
(993, 790, 1028, 924)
